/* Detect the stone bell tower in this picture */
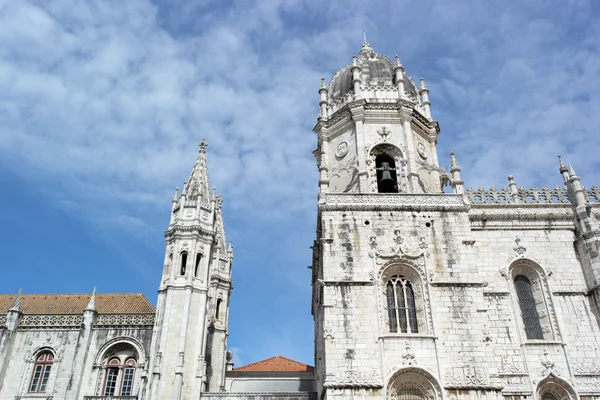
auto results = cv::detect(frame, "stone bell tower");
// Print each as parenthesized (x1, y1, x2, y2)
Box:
(146, 140, 233, 400)
(310, 40, 450, 400)
(313, 40, 442, 199)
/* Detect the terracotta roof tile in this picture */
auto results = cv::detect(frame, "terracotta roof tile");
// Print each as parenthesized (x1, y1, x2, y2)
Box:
(235, 356, 314, 372)
(0, 293, 155, 315)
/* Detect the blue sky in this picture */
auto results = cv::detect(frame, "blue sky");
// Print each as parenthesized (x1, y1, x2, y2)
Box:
(1, 0, 599, 368)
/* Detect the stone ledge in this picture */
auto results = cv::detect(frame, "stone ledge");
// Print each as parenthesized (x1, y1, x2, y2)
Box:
(320, 193, 468, 212)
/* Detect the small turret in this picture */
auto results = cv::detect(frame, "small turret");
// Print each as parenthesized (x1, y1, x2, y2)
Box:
(351, 55, 362, 100)
(449, 151, 464, 194)
(419, 78, 432, 119)
(318, 78, 329, 120)
(394, 56, 406, 99)
(5, 289, 23, 331)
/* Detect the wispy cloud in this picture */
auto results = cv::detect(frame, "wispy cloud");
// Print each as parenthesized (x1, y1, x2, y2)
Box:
(1, 0, 599, 365)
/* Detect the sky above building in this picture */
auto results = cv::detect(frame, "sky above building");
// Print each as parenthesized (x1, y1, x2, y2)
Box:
(1, 0, 599, 367)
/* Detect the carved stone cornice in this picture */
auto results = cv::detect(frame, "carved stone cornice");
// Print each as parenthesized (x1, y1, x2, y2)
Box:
(318, 280, 373, 286)
(320, 193, 468, 212)
(165, 225, 216, 238)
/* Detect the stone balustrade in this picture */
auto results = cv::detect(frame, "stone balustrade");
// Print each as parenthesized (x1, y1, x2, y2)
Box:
(466, 185, 600, 205)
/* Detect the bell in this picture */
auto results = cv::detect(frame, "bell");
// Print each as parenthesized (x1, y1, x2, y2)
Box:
(379, 170, 394, 183)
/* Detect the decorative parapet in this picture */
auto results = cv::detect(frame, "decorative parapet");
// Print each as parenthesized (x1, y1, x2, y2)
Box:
(320, 194, 468, 211)
(466, 185, 600, 205)
(199, 395, 316, 400)
(94, 314, 155, 327)
(20, 314, 83, 328)
(0, 315, 6, 326)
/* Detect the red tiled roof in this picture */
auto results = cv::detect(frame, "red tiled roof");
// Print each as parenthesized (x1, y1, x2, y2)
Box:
(0, 293, 155, 315)
(235, 356, 314, 372)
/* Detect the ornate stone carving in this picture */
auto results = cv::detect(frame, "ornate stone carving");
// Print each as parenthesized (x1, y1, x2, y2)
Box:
(445, 366, 488, 386)
(321, 193, 468, 212)
(336, 141, 349, 158)
(417, 142, 427, 159)
(513, 236, 527, 255)
(377, 126, 391, 141)
(498, 356, 525, 374)
(401, 341, 416, 366)
(370, 230, 428, 262)
(572, 361, 600, 375)
(574, 376, 600, 391)
(324, 367, 382, 388)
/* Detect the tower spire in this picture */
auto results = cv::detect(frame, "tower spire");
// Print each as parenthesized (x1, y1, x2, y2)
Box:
(182, 138, 211, 204)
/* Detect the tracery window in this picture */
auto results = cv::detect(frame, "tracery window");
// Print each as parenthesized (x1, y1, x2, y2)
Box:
(386, 275, 418, 333)
(509, 260, 555, 341)
(514, 275, 544, 339)
(29, 352, 53, 393)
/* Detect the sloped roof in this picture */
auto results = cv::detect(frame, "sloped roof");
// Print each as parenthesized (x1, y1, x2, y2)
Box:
(0, 293, 155, 315)
(235, 356, 314, 372)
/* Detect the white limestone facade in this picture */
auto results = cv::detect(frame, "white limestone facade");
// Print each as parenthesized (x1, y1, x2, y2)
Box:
(311, 41, 600, 400)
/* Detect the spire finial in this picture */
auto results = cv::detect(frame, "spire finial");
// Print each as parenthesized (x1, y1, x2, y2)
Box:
(199, 138, 208, 154)
(363, 31, 367, 44)
(420, 77, 428, 90)
(85, 287, 97, 311)
(320, 77, 327, 89)
(558, 155, 568, 173)
(450, 151, 460, 172)
(9, 289, 22, 312)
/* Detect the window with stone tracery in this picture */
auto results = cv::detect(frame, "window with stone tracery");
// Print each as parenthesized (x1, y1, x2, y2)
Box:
(29, 351, 53, 393)
(514, 275, 544, 339)
(386, 275, 418, 333)
(510, 261, 555, 341)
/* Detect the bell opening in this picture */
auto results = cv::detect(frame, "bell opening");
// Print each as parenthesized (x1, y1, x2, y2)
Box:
(376, 154, 398, 193)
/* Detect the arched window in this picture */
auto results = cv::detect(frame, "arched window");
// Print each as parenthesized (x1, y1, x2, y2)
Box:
(194, 253, 202, 278)
(386, 275, 418, 333)
(98, 342, 139, 397)
(376, 154, 398, 193)
(180, 252, 188, 276)
(216, 298, 222, 320)
(388, 368, 441, 400)
(542, 394, 557, 400)
(29, 351, 53, 393)
(389, 385, 425, 400)
(514, 275, 544, 340)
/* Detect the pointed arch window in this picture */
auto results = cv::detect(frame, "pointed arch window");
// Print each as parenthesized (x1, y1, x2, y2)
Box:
(180, 252, 188, 276)
(29, 352, 53, 393)
(386, 275, 418, 333)
(376, 154, 398, 193)
(514, 275, 544, 339)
